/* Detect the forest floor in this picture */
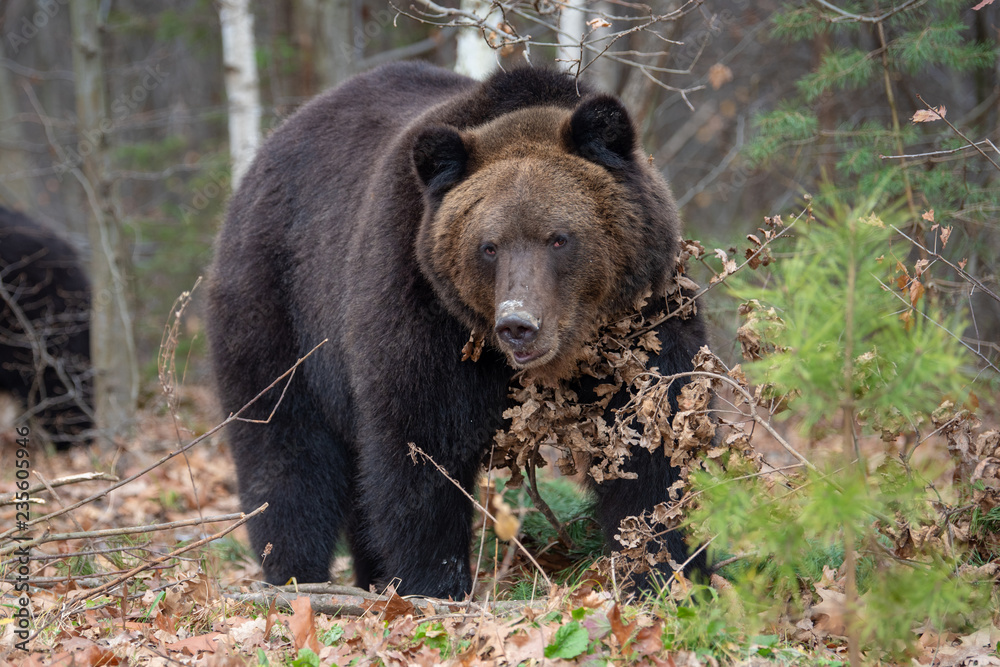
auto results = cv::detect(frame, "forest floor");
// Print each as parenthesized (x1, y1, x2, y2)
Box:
(0, 384, 997, 666)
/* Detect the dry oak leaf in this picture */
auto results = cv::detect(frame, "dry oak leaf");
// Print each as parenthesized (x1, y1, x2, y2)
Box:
(810, 587, 848, 637)
(609, 603, 638, 647)
(940, 225, 953, 247)
(972, 457, 1000, 511)
(289, 595, 322, 654)
(368, 585, 417, 621)
(505, 627, 548, 664)
(911, 105, 946, 123)
(166, 632, 226, 655)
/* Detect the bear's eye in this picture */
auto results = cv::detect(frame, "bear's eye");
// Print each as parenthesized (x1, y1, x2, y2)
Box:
(552, 234, 569, 249)
(481, 242, 497, 258)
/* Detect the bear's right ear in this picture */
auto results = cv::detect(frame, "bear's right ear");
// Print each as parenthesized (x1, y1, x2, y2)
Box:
(567, 95, 636, 170)
(413, 126, 469, 195)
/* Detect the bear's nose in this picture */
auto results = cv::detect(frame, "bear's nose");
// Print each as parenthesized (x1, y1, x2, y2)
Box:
(495, 312, 539, 346)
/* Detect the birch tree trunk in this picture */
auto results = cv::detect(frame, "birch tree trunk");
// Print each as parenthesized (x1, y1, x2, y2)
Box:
(556, 0, 585, 76)
(454, 0, 495, 80)
(219, 0, 262, 190)
(69, 0, 138, 444)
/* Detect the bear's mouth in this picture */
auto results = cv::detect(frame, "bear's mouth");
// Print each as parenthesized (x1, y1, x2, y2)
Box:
(511, 347, 547, 365)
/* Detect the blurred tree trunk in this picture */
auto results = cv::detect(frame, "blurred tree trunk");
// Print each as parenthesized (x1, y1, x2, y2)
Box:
(219, 0, 262, 189)
(455, 0, 495, 80)
(557, 0, 585, 76)
(0, 40, 33, 206)
(293, 0, 354, 92)
(69, 0, 138, 445)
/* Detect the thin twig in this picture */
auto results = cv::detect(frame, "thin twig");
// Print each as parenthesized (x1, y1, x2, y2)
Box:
(157, 280, 209, 542)
(523, 443, 576, 550)
(879, 140, 995, 161)
(0, 513, 251, 555)
(875, 274, 1000, 377)
(629, 208, 804, 340)
(27, 503, 267, 643)
(0, 339, 326, 539)
(407, 443, 553, 590)
(0, 473, 118, 506)
(812, 0, 925, 23)
(891, 225, 1000, 305)
(915, 94, 1000, 173)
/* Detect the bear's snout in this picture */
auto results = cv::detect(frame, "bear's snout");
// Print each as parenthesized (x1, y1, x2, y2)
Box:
(494, 307, 543, 365)
(495, 309, 539, 346)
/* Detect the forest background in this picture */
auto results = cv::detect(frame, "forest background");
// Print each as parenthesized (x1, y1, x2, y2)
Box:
(1, 0, 1000, 665)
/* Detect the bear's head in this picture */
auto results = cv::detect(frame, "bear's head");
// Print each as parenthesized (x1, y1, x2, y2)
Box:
(413, 96, 679, 380)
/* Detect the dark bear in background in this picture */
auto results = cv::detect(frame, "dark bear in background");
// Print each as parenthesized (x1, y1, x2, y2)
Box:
(207, 62, 708, 597)
(0, 206, 93, 448)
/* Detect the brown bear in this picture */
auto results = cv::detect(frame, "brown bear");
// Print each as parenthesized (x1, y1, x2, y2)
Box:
(0, 205, 93, 448)
(206, 61, 707, 597)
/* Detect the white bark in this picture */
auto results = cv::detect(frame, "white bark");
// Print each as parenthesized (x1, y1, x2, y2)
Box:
(557, 0, 586, 76)
(454, 0, 496, 80)
(219, 0, 261, 189)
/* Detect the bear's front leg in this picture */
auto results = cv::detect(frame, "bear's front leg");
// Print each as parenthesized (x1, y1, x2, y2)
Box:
(353, 426, 482, 599)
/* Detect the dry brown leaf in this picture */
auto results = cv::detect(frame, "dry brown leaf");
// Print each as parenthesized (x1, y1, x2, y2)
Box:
(166, 632, 225, 655)
(491, 494, 520, 541)
(708, 63, 734, 89)
(909, 279, 925, 307)
(504, 628, 548, 664)
(289, 595, 322, 654)
(973, 0, 995, 10)
(461, 331, 484, 362)
(912, 105, 946, 123)
(609, 603, 637, 647)
(922, 209, 935, 222)
(369, 585, 417, 620)
(52, 636, 123, 666)
(940, 225, 952, 247)
(810, 587, 848, 637)
(972, 457, 1000, 511)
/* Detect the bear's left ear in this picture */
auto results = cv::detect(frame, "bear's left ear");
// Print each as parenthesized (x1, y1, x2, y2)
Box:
(413, 126, 469, 196)
(567, 95, 636, 170)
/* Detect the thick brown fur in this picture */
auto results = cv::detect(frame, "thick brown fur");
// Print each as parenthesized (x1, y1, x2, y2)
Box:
(206, 62, 706, 598)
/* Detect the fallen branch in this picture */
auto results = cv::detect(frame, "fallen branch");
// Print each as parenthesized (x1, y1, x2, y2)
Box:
(0, 512, 250, 555)
(0, 472, 118, 506)
(231, 582, 546, 617)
